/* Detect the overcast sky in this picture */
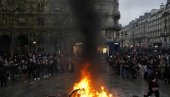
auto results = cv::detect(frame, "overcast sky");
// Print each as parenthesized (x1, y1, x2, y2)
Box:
(119, 0, 167, 26)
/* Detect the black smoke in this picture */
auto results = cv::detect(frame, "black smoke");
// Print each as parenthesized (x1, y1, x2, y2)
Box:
(68, 0, 108, 88)
(68, 0, 101, 60)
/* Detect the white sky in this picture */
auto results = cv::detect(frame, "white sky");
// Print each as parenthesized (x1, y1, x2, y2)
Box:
(119, 0, 167, 26)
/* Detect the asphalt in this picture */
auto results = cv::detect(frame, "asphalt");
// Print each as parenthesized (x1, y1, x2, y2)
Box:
(0, 72, 170, 97)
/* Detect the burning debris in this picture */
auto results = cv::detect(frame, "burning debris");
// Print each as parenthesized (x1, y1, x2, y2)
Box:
(69, 63, 112, 97)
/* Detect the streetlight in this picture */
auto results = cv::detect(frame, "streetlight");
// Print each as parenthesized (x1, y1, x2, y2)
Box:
(32, 41, 37, 53)
(121, 31, 124, 48)
(119, 31, 127, 79)
(120, 31, 127, 49)
(30, 33, 40, 53)
(33, 41, 37, 44)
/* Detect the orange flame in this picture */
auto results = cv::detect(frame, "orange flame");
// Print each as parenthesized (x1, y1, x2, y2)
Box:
(72, 64, 112, 97)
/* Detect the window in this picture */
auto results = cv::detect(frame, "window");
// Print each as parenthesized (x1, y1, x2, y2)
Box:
(37, 2, 44, 10)
(38, 17, 44, 26)
(107, 31, 112, 39)
(18, 17, 26, 25)
(2, 17, 7, 25)
(0, 0, 2, 7)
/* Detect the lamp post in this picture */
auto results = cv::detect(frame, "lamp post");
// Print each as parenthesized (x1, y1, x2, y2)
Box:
(33, 41, 37, 53)
(120, 31, 127, 50)
(119, 31, 127, 79)
(30, 33, 39, 53)
(10, 32, 13, 57)
(121, 31, 124, 48)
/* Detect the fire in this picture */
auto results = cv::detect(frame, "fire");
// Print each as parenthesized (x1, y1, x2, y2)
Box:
(71, 65, 112, 97)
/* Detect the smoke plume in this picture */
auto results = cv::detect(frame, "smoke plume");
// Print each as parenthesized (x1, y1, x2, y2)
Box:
(68, 0, 101, 61)
(68, 0, 109, 88)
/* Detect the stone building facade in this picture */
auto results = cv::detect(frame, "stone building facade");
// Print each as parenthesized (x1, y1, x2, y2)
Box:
(0, 0, 121, 56)
(0, 0, 74, 55)
(97, 0, 121, 54)
(122, 0, 170, 49)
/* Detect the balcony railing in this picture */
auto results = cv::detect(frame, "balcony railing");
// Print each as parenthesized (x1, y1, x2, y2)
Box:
(161, 33, 170, 37)
(103, 22, 121, 30)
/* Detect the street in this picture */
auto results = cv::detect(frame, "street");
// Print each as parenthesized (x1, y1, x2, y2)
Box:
(0, 72, 170, 97)
(0, 0, 170, 97)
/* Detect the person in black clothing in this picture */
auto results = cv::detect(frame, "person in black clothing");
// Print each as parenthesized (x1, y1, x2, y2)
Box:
(0, 64, 7, 87)
(28, 59, 34, 78)
(144, 76, 159, 97)
(166, 65, 170, 83)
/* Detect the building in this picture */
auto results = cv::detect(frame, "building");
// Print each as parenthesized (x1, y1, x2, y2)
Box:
(122, 0, 170, 49)
(97, 0, 121, 55)
(62, 0, 121, 56)
(0, 0, 121, 56)
(161, 0, 170, 48)
(0, 0, 74, 56)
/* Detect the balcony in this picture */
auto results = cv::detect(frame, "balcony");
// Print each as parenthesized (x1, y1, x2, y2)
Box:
(161, 33, 170, 37)
(113, 11, 120, 19)
(103, 22, 121, 31)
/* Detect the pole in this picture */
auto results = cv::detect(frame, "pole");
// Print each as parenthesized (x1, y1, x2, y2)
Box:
(10, 32, 13, 57)
(166, 37, 168, 50)
(122, 34, 123, 49)
(133, 24, 135, 51)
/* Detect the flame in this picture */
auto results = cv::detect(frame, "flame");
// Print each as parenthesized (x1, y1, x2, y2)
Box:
(72, 64, 112, 97)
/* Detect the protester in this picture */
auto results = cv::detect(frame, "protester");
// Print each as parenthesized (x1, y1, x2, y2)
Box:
(107, 50, 170, 83)
(144, 75, 159, 97)
(0, 52, 73, 88)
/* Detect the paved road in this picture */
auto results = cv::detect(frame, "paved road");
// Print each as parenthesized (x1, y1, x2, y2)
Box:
(0, 72, 170, 97)
(107, 76, 170, 97)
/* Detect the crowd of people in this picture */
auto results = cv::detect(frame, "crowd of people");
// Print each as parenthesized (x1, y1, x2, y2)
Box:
(0, 53, 74, 87)
(107, 50, 170, 83)
(1, 49, 170, 95)
(107, 50, 170, 97)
